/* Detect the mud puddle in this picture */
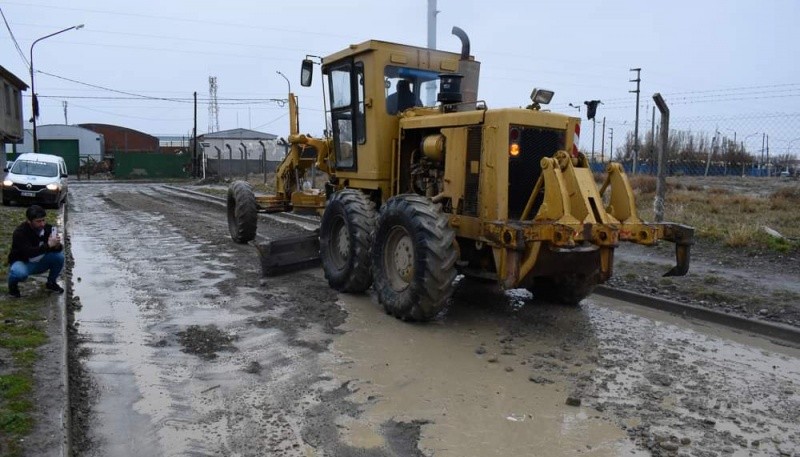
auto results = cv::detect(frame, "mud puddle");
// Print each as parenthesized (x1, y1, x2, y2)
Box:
(326, 284, 641, 456)
(584, 295, 800, 456)
(68, 187, 324, 456)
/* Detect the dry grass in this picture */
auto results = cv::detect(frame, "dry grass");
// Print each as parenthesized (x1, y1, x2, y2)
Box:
(632, 176, 800, 246)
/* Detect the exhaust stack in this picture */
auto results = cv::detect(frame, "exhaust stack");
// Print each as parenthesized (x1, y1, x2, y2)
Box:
(450, 26, 480, 112)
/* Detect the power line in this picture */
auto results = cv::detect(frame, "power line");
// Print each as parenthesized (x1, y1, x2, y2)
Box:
(6, 1, 357, 40)
(36, 69, 190, 102)
(0, 7, 30, 69)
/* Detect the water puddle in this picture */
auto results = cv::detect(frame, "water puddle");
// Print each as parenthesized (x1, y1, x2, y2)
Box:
(327, 293, 641, 456)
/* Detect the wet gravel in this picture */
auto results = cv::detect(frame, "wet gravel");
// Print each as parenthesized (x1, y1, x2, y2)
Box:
(62, 183, 800, 457)
(609, 240, 800, 327)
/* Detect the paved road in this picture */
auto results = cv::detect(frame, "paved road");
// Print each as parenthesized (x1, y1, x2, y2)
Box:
(67, 183, 800, 456)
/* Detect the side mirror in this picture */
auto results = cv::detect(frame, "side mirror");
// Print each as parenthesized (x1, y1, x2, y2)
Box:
(61, 173, 68, 178)
(300, 59, 314, 87)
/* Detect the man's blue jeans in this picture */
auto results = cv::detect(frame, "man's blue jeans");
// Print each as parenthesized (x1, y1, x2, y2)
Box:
(8, 252, 65, 285)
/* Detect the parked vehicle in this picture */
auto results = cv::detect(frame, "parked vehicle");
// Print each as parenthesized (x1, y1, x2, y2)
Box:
(2, 153, 68, 208)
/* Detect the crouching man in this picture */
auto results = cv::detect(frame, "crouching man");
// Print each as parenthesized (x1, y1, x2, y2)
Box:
(7, 205, 65, 298)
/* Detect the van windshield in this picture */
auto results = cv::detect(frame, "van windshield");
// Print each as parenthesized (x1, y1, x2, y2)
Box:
(11, 161, 59, 178)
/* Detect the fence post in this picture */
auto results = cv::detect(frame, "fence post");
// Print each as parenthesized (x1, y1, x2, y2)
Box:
(240, 142, 248, 179)
(653, 93, 669, 223)
(225, 144, 232, 179)
(259, 140, 267, 184)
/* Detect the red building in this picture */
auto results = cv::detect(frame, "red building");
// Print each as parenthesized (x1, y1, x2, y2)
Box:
(79, 123, 159, 157)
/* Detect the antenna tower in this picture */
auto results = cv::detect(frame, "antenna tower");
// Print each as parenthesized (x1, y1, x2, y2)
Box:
(208, 76, 220, 133)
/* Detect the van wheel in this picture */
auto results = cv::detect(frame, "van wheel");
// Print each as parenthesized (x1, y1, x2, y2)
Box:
(371, 195, 457, 321)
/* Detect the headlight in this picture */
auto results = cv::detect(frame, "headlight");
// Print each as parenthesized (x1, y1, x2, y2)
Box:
(46, 183, 61, 191)
(2, 180, 12, 187)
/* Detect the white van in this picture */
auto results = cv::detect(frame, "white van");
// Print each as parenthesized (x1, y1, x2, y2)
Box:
(2, 153, 69, 208)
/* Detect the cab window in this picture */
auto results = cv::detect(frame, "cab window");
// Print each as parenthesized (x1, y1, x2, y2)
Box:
(384, 65, 439, 114)
(327, 60, 363, 169)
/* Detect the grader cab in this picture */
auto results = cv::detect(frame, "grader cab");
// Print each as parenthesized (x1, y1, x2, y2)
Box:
(226, 27, 693, 321)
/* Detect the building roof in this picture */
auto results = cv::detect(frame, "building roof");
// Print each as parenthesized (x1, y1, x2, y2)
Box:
(0, 65, 28, 90)
(79, 123, 158, 140)
(200, 128, 277, 140)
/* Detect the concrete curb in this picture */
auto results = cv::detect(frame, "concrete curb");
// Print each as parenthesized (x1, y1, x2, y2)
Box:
(594, 285, 800, 346)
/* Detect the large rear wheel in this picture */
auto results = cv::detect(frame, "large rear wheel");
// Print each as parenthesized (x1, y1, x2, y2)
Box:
(372, 195, 457, 321)
(227, 181, 257, 243)
(319, 189, 377, 292)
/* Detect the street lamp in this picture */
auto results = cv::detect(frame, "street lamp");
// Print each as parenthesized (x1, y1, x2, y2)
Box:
(276, 71, 291, 95)
(568, 103, 581, 113)
(30, 24, 84, 153)
(787, 137, 800, 161)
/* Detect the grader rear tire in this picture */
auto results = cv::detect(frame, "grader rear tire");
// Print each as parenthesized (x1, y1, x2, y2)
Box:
(528, 273, 597, 306)
(319, 189, 377, 293)
(227, 180, 257, 243)
(371, 195, 457, 321)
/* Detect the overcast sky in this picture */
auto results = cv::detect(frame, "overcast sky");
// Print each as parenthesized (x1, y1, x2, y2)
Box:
(2, 0, 799, 153)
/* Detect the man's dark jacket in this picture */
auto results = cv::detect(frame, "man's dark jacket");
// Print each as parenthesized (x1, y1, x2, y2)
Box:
(7, 222, 62, 265)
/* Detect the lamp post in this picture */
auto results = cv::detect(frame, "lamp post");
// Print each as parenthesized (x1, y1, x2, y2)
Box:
(276, 71, 291, 95)
(30, 24, 84, 153)
(786, 137, 800, 173)
(568, 103, 581, 113)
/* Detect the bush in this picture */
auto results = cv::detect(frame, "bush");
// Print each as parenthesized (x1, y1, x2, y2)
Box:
(628, 175, 657, 194)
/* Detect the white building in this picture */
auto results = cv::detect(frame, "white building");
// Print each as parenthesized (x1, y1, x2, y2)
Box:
(198, 128, 280, 161)
(13, 125, 105, 162)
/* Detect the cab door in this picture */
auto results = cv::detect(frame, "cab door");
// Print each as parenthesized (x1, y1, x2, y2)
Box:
(327, 59, 366, 171)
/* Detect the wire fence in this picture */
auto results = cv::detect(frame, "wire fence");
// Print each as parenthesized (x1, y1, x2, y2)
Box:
(582, 112, 800, 178)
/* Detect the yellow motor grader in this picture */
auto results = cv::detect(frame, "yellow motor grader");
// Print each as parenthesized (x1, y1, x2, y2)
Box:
(226, 27, 693, 321)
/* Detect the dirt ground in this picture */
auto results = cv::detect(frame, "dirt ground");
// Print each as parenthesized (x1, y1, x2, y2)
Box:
(611, 176, 800, 328)
(58, 182, 800, 457)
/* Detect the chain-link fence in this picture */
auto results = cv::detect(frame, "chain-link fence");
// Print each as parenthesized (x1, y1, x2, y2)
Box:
(583, 112, 800, 178)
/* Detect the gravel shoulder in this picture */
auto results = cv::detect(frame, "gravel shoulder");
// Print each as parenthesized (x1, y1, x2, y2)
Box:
(609, 238, 800, 328)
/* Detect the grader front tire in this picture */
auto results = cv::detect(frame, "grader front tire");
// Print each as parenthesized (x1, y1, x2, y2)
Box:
(371, 195, 457, 321)
(227, 180, 258, 243)
(319, 189, 377, 293)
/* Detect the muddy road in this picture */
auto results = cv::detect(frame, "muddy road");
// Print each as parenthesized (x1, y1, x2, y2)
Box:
(67, 183, 800, 456)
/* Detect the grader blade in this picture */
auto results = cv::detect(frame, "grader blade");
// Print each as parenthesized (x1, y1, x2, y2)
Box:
(255, 231, 320, 276)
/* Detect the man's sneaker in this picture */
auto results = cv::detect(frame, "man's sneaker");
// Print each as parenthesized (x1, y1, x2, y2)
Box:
(8, 283, 21, 298)
(46, 282, 64, 294)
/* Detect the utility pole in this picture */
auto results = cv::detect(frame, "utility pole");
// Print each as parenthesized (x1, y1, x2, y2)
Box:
(426, 0, 438, 106)
(584, 100, 601, 162)
(601, 117, 606, 163)
(630, 68, 641, 174)
(62, 101, 68, 124)
(608, 127, 614, 162)
(651, 105, 655, 167)
(193, 91, 198, 178)
(653, 93, 669, 222)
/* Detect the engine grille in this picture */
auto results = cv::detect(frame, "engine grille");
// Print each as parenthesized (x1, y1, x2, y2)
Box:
(463, 127, 482, 217)
(508, 126, 565, 219)
(11, 183, 47, 192)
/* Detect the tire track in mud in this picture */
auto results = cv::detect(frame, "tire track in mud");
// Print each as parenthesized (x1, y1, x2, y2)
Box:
(67, 184, 434, 456)
(67, 183, 800, 456)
